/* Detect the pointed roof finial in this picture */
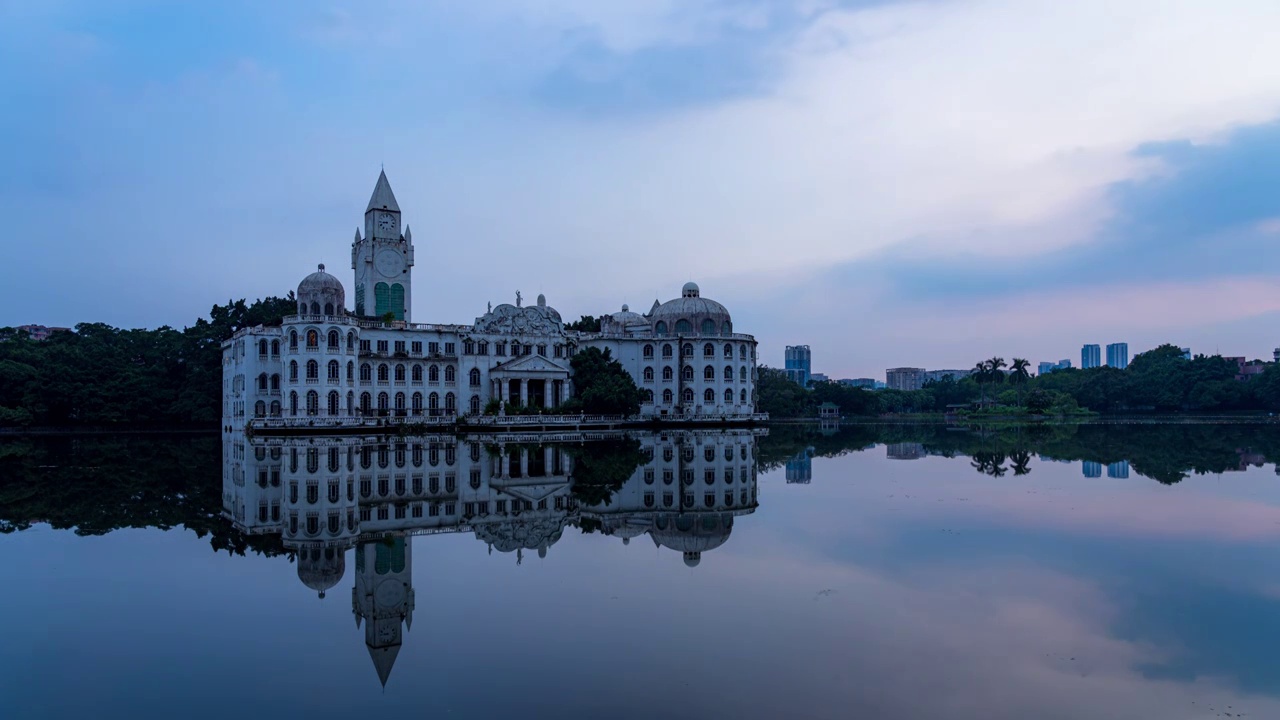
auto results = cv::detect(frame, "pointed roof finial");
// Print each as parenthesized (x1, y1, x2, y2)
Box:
(366, 169, 401, 213)
(354, 227, 362, 243)
(404, 225, 412, 243)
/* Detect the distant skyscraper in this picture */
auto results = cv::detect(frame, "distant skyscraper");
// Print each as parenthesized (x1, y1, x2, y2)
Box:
(1106, 343, 1129, 369)
(886, 367, 926, 391)
(1038, 359, 1072, 375)
(785, 451, 813, 483)
(785, 345, 811, 387)
(1082, 461, 1103, 478)
(839, 378, 877, 388)
(810, 372, 829, 384)
(1106, 461, 1130, 479)
(922, 369, 973, 384)
(1082, 344, 1101, 369)
(1179, 347, 1192, 360)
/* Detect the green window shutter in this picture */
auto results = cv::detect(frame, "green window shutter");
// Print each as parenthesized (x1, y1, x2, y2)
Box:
(355, 285, 365, 316)
(390, 284, 405, 321)
(374, 282, 390, 317)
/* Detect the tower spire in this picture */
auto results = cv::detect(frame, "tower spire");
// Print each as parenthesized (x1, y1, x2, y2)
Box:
(366, 169, 400, 213)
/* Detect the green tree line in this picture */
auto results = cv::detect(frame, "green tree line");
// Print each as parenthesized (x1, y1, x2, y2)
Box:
(758, 344, 1280, 418)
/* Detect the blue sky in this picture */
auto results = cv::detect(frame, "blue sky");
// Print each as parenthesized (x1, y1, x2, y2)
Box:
(4, 0, 1280, 378)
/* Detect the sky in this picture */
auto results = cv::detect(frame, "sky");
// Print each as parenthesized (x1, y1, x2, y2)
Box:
(3, 0, 1280, 379)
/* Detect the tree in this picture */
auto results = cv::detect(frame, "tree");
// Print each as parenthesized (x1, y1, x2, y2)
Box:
(565, 315, 601, 333)
(568, 347, 644, 416)
(972, 362, 989, 405)
(1009, 358, 1030, 406)
(986, 357, 1007, 403)
(755, 366, 813, 418)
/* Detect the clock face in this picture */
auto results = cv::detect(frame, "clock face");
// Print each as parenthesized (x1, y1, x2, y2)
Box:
(375, 250, 404, 276)
(377, 580, 406, 608)
(377, 212, 396, 232)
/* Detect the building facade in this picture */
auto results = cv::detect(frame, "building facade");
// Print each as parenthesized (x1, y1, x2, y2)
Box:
(885, 367, 925, 391)
(922, 369, 971, 384)
(1106, 342, 1129, 369)
(222, 173, 760, 425)
(1082, 344, 1101, 369)
(784, 345, 811, 387)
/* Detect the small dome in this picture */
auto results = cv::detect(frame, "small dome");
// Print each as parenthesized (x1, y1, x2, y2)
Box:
(537, 293, 546, 307)
(650, 513, 733, 555)
(682, 281, 700, 298)
(650, 283, 732, 335)
(683, 552, 702, 568)
(297, 545, 346, 599)
(297, 264, 346, 317)
(621, 304, 629, 312)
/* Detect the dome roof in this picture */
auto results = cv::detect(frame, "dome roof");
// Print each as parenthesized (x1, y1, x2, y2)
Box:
(297, 545, 346, 598)
(298, 264, 344, 294)
(682, 281, 700, 296)
(649, 282, 731, 331)
(608, 304, 648, 326)
(650, 513, 734, 555)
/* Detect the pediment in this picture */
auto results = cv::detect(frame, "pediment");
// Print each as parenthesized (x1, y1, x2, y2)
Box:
(493, 355, 571, 374)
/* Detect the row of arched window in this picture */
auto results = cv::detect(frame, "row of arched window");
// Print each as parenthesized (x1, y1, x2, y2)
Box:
(282, 390, 486, 417)
(257, 339, 281, 356)
(354, 363, 474, 385)
(641, 365, 750, 382)
(654, 319, 733, 336)
(288, 328, 357, 352)
(643, 342, 751, 360)
(651, 388, 748, 405)
(298, 301, 339, 317)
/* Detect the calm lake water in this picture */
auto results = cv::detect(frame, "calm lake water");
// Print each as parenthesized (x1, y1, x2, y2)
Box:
(2, 423, 1279, 719)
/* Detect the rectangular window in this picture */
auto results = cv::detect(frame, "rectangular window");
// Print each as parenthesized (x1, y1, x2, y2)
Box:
(444, 342, 455, 355)
(463, 502, 474, 516)
(496, 343, 506, 356)
(537, 499, 547, 511)
(429, 342, 440, 354)
(411, 341, 422, 354)
(360, 506, 371, 521)
(412, 475, 423, 494)
(478, 501, 489, 516)
(377, 506, 389, 520)
(411, 504, 423, 518)
(496, 499, 507, 513)
(394, 504, 406, 519)
(429, 503, 440, 517)
(394, 341, 405, 353)
(376, 340, 388, 353)
(360, 340, 371, 353)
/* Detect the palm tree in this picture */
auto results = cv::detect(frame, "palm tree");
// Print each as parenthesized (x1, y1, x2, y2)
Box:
(986, 357, 1007, 405)
(971, 361, 988, 405)
(1009, 358, 1030, 406)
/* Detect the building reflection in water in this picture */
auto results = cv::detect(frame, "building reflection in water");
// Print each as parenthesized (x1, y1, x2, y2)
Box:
(222, 429, 761, 686)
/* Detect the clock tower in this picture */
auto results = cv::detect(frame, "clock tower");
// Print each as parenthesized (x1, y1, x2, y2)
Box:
(351, 170, 415, 321)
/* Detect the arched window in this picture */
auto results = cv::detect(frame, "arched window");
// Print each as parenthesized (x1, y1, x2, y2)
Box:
(347, 361, 354, 381)
(675, 319, 692, 333)
(704, 365, 715, 380)
(740, 389, 747, 404)
(271, 339, 280, 355)
(306, 360, 318, 380)
(444, 366, 455, 383)
(682, 366, 694, 381)
(412, 392, 423, 414)
(469, 368, 481, 387)
(327, 330, 339, 348)
(643, 344, 654, 358)
(655, 321, 668, 336)
(360, 363, 372, 382)
(643, 367, 654, 381)
(681, 343, 693, 357)
(663, 389, 673, 404)
(723, 343, 733, 358)
(429, 393, 440, 414)
(347, 391, 354, 414)
(289, 391, 298, 415)
(701, 319, 716, 334)
(377, 392, 389, 413)
(347, 331, 355, 350)
(377, 364, 389, 382)
(395, 392, 406, 413)
(445, 393, 456, 413)
(703, 343, 714, 357)
(395, 364, 406, 383)
(328, 391, 340, 415)
(290, 330, 298, 349)
(270, 400, 281, 417)
(254, 400, 266, 417)
(724, 365, 733, 381)
(360, 392, 371, 414)
(258, 373, 268, 391)
(289, 361, 299, 381)
(306, 390, 319, 414)
(328, 360, 340, 380)
(258, 339, 268, 356)
(306, 330, 319, 348)
(428, 365, 439, 382)
(389, 284, 405, 321)
(310, 302, 320, 315)
(411, 365, 422, 383)
(470, 395, 481, 414)
(662, 344, 674, 358)
(374, 282, 390, 317)
(682, 388, 694, 403)
(724, 388, 733, 404)
(271, 373, 280, 390)
(704, 389, 715, 404)
(324, 302, 335, 316)
(723, 320, 732, 334)
(740, 366, 747, 381)
(662, 366, 673, 381)
(739, 344, 748, 360)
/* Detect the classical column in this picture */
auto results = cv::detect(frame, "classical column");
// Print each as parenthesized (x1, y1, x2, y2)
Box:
(519, 379, 528, 407)
(499, 448, 508, 478)
(520, 449, 529, 477)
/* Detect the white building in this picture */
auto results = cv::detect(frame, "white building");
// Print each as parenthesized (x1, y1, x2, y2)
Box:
(222, 173, 759, 426)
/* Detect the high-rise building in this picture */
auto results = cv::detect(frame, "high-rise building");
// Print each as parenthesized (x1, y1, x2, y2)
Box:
(1082, 461, 1103, 478)
(785, 345, 812, 387)
(839, 378, 877, 388)
(1107, 461, 1130, 479)
(1082, 344, 1101, 369)
(1106, 343, 1129, 369)
(885, 367, 926, 391)
(923, 369, 972, 384)
(1179, 347, 1192, 360)
(1038, 359, 1072, 375)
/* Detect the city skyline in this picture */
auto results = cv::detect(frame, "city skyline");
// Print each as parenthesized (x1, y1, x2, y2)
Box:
(6, 2, 1280, 377)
